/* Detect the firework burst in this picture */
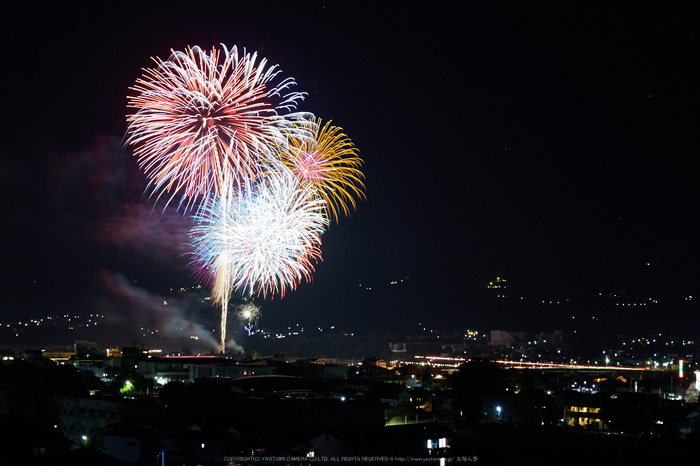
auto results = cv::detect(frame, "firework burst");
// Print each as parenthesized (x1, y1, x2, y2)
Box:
(126, 44, 314, 210)
(279, 118, 365, 224)
(126, 44, 363, 353)
(235, 301, 262, 335)
(190, 163, 326, 318)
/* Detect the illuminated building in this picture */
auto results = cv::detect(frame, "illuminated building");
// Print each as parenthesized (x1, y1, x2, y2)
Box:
(556, 392, 606, 430)
(564, 405, 604, 429)
(397, 388, 433, 412)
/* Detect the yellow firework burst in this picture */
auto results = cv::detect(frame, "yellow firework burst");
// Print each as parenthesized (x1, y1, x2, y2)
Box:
(279, 118, 365, 224)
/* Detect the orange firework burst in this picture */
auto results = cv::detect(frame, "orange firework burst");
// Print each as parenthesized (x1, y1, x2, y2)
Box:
(279, 118, 365, 224)
(126, 44, 311, 210)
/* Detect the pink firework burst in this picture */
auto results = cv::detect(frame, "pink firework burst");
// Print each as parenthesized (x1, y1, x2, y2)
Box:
(126, 44, 313, 210)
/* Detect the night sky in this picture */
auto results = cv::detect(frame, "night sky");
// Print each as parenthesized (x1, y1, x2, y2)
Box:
(2, 2, 699, 349)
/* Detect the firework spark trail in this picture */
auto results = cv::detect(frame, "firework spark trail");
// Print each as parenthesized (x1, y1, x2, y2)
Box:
(126, 44, 315, 211)
(206, 173, 241, 351)
(190, 164, 327, 348)
(279, 117, 365, 225)
(212, 252, 234, 351)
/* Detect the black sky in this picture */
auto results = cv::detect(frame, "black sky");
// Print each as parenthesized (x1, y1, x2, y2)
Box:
(2, 2, 699, 347)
